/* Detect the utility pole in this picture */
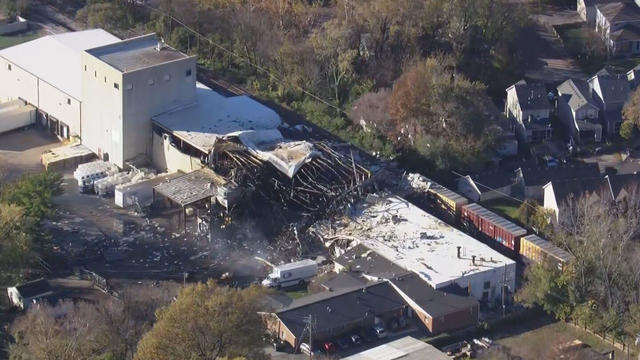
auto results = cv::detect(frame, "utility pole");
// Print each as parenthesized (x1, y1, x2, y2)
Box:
(308, 315, 313, 360)
(501, 264, 508, 318)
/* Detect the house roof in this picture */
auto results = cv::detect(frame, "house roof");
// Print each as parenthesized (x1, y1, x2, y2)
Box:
(611, 24, 640, 42)
(548, 177, 612, 205)
(275, 281, 407, 337)
(319, 272, 371, 291)
(343, 336, 449, 360)
(606, 173, 640, 199)
(521, 234, 573, 264)
(334, 244, 409, 280)
(86, 34, 190, 73)
(583, 0, 631, 7)
(509, 80, 552, 112)
(13, 278, 53, 298)
(596, 2, 640, 23)
(590, 70, 631, 104)
(389, 272, 477, 318)
(518, 163, 601, 187)
(0, 29, 120, 99)
(466, 169, 516, 192)
(557, 79, 597, 111)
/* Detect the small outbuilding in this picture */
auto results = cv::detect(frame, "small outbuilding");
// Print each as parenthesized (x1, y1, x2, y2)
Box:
(7, 278, 54, 310)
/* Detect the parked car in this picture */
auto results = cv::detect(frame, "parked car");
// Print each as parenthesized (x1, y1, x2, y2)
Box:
(322, 341, 336, 354)
(350, 334, 363, 346)
(299, 342, 318, 356)
(372, 324, 387, 338)
(336, 336, 351, 350)
(359, 328, 376, 343)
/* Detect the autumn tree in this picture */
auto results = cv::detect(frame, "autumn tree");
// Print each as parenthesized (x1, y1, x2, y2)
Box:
(1, 171, 62, 222)
(621, 86, 640, 139)
(133, 281, 268, 360)
(350, 89, 392, 134)
(388, 57, 497, 169)
(517, 199, 553, 237)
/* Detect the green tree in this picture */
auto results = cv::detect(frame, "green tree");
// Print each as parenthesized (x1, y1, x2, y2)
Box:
(0, 203, 35, 286)
(133, 281, 268, 360)
(1, 171, 62, 222)
(621, 87, 640, 139)
(517, 261, 572, 320)
(517, 199, 553, 237)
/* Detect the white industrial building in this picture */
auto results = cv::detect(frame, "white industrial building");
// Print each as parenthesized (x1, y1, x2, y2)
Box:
(322, 195, 516, 302)
(0, 29, 282, 171)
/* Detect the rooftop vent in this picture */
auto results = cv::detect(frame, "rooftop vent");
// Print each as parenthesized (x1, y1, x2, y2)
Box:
(156, 37, 166, 51)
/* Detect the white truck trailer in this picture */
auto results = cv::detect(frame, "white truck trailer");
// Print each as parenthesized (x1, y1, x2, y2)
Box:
(0, 100, 35, 134)
(261, 259, 318, 289)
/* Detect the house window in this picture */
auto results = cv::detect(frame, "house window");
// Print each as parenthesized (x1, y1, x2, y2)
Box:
(186, 69, 192, 77)
(483, 281, 490, 290)
(126, 83, 133, 91)
(114, 83, 120, 90)
(164, 74, 171, 82)
(94, 70, 97, 78)
(7, 64, 11, 71)
(67, 98, 71, 105)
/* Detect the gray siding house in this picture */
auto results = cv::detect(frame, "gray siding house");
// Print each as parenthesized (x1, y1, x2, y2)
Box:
(505, 80, 553, 144)
(556, 79, 602, 143)
(588, 68, 630, 137)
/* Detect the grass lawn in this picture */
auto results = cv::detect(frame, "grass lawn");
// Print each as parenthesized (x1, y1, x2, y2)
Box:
(494, 321, 629, 360)
(482, 198, 521, 222)
(284, 289, 308, 300)
(0, 32, 39, 50)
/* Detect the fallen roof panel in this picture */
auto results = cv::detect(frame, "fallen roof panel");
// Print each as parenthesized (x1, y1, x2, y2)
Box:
(153, 168, 227, 206)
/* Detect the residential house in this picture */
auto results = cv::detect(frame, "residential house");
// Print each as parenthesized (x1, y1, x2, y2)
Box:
(543, 177, 612, 222)
(556, 79, 602, 143)
(605, 173, 640, 201)
(7, 278, 54, 310)
(515, 162, 601, 200)
(595, 2, 640, 56)
(505, 80, 553, 143)
(588, 68, 631, 136)
(577, 0, 631, 23)
(457, 169, 516, 202)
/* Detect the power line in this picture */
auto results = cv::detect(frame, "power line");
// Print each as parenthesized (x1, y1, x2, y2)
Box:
(138, 2, 350, 117)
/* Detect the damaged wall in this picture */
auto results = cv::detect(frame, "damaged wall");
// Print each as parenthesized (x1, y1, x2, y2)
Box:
(152, 132, 203, 173)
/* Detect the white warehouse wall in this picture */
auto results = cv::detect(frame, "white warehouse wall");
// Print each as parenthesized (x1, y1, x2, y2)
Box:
(81, 52, 124, 166)
(38, 81, 81, 136)
(0, 57, 38, 105)
(122, 56, 196, 163)
(439, 262, 517, 303)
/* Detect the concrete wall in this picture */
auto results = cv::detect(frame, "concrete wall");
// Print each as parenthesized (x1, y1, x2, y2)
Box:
(152, 132, 203, 173)
(436, 262, 516, 303)
(38, 81, 81, 136)
(81, 52, 124, 166)
(0, 57, 38, 105)
(122, 56, 196, 163)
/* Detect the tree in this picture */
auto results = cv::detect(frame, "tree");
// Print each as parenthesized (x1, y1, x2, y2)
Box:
(0, 203, 35, 286)
(517, 261, 572, 320)
(517, 199, 553, 237)
(387, 57, 497, 169)
(622, 86, 640, 139)
(350, 89, 392, 133)
(0, 171, 62, 222)
(133, 281, 268, 360)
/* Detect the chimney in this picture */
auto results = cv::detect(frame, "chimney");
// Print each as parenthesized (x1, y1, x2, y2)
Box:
(472, 255, 476, 266)
(457, 246, 462, 258)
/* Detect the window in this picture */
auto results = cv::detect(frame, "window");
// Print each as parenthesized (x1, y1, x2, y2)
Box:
(148, 79, 154, 86)
(114, 83, 120, 90)
(84, 65, 87, 71)
(7, 64, 11, 71)
(104, 76, 107, 83)
(94, 70, 97, 78)
(126, 83, 133, 91)
(164, 74, 171, 82)
(186, 69, 192, 77)
(67, 98, 71, 105)
(483, 281, 490, 290)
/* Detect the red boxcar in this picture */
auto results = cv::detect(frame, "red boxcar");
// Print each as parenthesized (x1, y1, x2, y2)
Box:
(461, 203, 527, 253)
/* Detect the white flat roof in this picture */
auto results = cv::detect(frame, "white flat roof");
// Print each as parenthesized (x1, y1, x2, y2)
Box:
(0, 29, 120, 99)
(343, 336, 448, 360)
(338, 195, 515, 288)
(152, 82, 281, 153)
